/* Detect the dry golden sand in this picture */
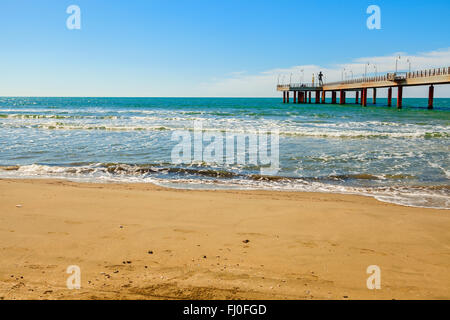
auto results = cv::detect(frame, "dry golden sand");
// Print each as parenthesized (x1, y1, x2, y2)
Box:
(0, 179, 449, 300)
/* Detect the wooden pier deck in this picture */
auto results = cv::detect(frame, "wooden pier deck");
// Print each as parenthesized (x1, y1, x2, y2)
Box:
(277, 66, 450, 108)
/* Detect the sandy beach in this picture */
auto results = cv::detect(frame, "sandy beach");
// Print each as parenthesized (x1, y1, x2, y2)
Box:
(0, 178, 449, 300)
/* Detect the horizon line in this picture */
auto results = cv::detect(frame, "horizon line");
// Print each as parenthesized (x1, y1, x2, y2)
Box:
(1, 95, 450, 99)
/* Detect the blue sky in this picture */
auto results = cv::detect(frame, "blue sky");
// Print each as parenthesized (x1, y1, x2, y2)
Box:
(0, 0, 449, 97)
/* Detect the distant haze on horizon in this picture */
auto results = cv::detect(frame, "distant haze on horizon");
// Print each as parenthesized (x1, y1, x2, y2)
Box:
(0, 0, 449, 98)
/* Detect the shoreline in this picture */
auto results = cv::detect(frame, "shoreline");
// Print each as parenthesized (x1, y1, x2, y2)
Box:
(0, 173, 448, 211)
(0, 178, 449, 299)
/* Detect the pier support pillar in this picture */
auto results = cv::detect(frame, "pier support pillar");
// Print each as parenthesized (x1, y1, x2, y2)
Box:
(397, 86, 403, 109)
(339, 90, 346, 105)
(321, 91, 326, 104)
(332, 91, 337, 104)
(283, 91, 286, 103)
(362, 88, 367, 106)
(286, 91, 290, 104)
(428, 85, 434, 109)
(308, 91, 311, 103)
(315, 91, 320, 104)
(373, 88, 377, 104)
(355, 91, 359, 104)
(387, 87, 392, 107)
(299, 92, 304, 103)
(293, 91, 297, 104)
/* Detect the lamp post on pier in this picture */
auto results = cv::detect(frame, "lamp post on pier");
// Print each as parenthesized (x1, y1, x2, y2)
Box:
(395, 56, 401, 73)
(341, 68, 346, 81)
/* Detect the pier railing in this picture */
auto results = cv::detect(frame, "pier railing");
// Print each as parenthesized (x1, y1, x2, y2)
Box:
(277, 83, 323, 90)
(324, 66, 450, 86)
(289, 83, 323, 89)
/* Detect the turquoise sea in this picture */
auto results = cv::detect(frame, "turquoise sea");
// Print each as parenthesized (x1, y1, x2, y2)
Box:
(0, 97, 448, 209)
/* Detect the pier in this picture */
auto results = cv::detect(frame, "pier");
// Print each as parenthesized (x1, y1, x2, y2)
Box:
(277, 67, 450, 109)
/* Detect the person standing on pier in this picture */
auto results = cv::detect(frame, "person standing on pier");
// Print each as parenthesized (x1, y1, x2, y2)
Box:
(318, 71, 324, 86)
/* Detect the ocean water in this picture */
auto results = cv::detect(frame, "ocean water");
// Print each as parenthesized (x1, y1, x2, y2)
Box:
(0, 97, 449, 209)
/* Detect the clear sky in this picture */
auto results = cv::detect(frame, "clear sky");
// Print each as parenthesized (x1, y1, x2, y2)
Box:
(1, 0, 449, 97)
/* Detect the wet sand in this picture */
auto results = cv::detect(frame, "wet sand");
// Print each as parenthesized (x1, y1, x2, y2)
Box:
(0, 179, 449, 300)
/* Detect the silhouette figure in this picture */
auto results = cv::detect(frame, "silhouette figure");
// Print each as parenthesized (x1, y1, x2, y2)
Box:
(318, 71, 324, 86)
